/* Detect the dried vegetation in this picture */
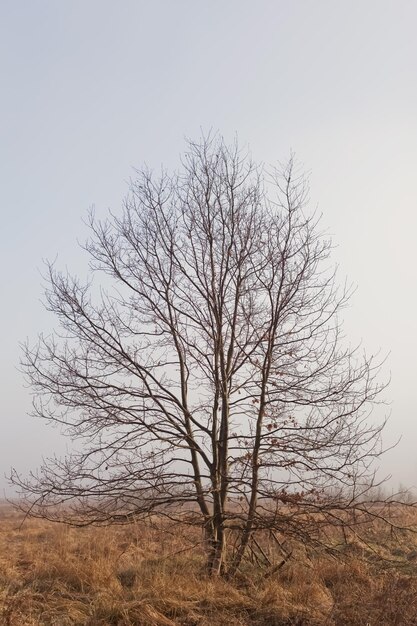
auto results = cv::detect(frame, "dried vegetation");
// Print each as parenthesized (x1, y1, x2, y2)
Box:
(1, 503, 417, 626)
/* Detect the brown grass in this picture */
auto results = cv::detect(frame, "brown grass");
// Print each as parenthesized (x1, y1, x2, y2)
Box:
(1, 504, 417, 625)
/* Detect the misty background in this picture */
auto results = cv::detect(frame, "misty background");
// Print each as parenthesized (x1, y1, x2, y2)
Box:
(1, 0, 416, 494)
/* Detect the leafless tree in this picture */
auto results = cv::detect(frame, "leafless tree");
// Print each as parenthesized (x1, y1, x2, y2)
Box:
(12, 135, 390, 576)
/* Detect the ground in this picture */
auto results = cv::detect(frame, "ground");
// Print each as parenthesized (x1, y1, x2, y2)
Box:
(1, 503, 417, 625)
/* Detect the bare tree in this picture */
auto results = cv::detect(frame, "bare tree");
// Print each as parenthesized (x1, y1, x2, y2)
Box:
(12, 135, 388, 576)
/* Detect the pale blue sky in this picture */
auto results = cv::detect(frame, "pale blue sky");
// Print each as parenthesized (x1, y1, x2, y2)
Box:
(2, 0, 417, 492)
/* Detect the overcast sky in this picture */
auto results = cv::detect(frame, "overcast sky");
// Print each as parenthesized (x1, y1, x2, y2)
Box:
(1, 0, 417, 494)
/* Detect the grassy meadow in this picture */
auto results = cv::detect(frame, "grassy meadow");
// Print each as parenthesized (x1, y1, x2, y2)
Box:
(1, 503, 417, 625)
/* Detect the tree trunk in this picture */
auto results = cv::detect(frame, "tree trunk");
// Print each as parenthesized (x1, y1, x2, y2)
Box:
(206, 522, 226, 576)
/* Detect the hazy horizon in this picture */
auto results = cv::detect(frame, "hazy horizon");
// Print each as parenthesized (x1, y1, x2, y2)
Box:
(2, 0, 417, 496)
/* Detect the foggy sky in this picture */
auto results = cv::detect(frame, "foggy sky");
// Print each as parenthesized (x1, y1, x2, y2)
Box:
(1, 0, 417, 494)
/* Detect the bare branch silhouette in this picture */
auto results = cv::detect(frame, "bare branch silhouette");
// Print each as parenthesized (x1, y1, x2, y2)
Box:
(11, 134, 390, 576)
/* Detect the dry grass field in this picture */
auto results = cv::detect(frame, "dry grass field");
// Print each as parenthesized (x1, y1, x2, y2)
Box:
(1, 503, 417, 626)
